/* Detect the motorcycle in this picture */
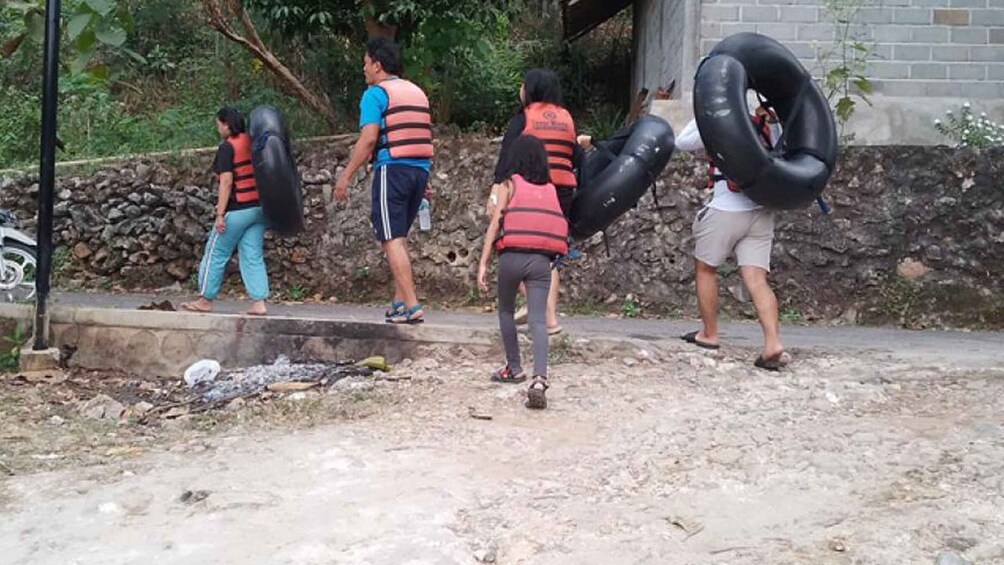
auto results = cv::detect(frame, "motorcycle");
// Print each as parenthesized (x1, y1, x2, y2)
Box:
(0, 208, 38, 303)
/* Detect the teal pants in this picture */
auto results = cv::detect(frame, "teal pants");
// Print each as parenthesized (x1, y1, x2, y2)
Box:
(197, 207, 269, 301)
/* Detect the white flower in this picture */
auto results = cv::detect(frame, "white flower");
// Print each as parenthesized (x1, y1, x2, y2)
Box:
(934, 119, 942, 125)
(981, 112, 988, 118)
(963, 101, 971, 108)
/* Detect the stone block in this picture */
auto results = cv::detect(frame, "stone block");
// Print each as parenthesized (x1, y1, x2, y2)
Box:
(894, 7, 934, 23)
(933, 8, 971, 24)
(874, 26, 915, 42)
(869, 61, 913, 79)
(988, 62, 1004, 78)
(779, 6, 818, 22)
(702, 5, 740, 22)
(932, 45, 972, 60)
(858, 7, 894, 23)
(911, 0, 951, 6)
(797, 23, 836, 40)
(911, 25, 952, 42)
(755, 22, 798, 40)
(950, 27, 988, 42)
(893, 44, 933, 59)
(19, 347, 61, 372)
(972, 8, 1004, 24)
(721, 22, 758, 36)
(991, 28, 1004, 42)
(948, 63, 988, 79)
(740, 5, 779, 21)
(911, 62, 949, 78)
(970, 45, 1004, 59)
(950, 0, 988, 7)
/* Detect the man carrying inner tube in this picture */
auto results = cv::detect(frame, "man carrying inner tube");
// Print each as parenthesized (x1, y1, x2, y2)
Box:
(675, 106, 786, 371)
(489, 69, 588, 335)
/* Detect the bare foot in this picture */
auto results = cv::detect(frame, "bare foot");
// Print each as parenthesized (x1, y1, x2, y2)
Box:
(180, 298, 213, 313)
(245, 301, 267, 316)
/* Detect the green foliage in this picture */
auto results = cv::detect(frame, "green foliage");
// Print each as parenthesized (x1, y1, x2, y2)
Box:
(287, 284, 309, 301)
(581, 106, 625, 141)
(1, 0, 630, 167)
(934, 103, 1004, 148)
(815, 0, 876, 142)
(0, 323, 27, 372)
(621, 294, 641, 319)
(2, 0, 138, 77)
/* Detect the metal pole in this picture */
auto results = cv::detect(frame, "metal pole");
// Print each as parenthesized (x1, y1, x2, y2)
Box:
(34, 0, 62, 351)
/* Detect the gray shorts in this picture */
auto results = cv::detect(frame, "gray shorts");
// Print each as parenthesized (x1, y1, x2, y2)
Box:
(692, 207, 775, 271)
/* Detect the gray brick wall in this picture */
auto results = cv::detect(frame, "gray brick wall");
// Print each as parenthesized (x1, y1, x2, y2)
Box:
(635, 0, 689, 93)
(698, 0, 1004, 98)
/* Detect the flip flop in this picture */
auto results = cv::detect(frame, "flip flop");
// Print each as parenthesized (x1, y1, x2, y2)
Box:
(490, 366, 527, 383)
(681, 330, 719, 350)
(179, 301, 212, 313)
(388, 303, 425, 325)
(385, 301, 405, 319)
(547, 325, 563, 336)
(754, 353, 783, 372)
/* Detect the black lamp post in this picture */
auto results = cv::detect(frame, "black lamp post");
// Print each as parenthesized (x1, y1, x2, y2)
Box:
(33, 0, 61, 350)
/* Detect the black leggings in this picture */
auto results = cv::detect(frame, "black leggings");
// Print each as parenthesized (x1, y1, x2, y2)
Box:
(497, 252, 552, 376)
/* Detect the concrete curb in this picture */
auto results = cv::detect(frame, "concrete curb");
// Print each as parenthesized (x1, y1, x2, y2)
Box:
(0, 302, 502, 376)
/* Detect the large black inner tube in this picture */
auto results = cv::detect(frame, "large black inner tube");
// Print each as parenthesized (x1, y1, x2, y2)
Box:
(570, 114, 676, 240)
(248, 106, 304, 236)
(693, 33, 837, 210)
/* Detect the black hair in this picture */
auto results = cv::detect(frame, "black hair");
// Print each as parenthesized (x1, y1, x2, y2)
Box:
(503, 135, 551, 185)
(366, 36, 403, 75)
(522, 68, 563, 106)
(216, 107, 245, 136)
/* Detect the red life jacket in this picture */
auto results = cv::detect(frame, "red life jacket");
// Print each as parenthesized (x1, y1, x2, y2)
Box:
(377, 78, 434, 160)
(707, 114, 775, 193)
(494, 174, 569, 256)
(522, 102, 578, 191)
(223, 133, 259, 204)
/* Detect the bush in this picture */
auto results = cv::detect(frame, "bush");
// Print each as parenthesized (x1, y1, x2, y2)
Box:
(935, 102, 1004, 149)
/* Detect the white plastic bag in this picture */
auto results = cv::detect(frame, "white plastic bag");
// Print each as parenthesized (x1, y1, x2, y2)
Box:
(184, 359, 221, 387)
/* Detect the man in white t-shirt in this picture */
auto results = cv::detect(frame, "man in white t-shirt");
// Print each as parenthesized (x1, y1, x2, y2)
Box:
(675, 107, 785, 371)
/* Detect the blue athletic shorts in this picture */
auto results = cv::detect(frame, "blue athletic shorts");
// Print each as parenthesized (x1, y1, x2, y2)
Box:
(370, 164, 430, 242)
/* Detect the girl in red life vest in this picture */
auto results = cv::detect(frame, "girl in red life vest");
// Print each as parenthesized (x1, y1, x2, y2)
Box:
(181, 107, 270, 316)
(478, 135, 569, 410)
(489, 68, 586, 335)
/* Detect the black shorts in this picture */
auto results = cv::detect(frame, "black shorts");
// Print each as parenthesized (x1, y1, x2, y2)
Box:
(556, 186, 574, 219)
(370, 165, 430, 241)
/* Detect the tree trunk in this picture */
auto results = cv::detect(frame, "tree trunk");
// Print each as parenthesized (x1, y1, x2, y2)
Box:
(203, 0, 339, 132)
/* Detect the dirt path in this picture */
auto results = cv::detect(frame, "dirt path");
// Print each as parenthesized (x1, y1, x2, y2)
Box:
(1, 340, 1002, 564)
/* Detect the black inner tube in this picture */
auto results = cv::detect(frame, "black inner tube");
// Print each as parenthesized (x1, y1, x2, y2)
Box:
(694, 33, 837, 210)
(570, 115, 675, 239)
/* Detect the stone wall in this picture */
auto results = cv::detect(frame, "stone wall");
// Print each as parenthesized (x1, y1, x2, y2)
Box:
(1, 137, 1002, 329)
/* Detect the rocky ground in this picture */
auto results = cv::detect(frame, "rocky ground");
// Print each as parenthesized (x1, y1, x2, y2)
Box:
(0, 337, 1002, 564)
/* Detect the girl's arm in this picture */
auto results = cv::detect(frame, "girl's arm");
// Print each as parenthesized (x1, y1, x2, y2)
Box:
(478, 180, 511, 290)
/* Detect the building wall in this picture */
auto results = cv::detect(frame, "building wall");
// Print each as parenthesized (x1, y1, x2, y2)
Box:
(634, 0, 688, 93)
(697, 0, 1004, 99)
(635, 0, 1004, 143)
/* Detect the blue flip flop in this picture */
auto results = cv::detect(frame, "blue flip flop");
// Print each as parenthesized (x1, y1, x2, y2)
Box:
(388, 303, 425, 325)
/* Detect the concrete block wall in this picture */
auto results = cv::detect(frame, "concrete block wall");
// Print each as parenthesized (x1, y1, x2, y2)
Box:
(698, 0, 1004, 99)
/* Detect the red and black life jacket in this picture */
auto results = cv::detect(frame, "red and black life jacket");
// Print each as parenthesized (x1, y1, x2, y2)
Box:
(494, 174, 569, 257)
(522, 102, 578, 191)
(224, 133, 259, 204)
(707, 113, 775, 193)
(377, 78, 435, 160)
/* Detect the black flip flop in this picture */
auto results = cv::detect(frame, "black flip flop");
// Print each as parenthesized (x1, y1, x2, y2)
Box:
(681, 330, 720, 350)
(754, 354, 782, 372)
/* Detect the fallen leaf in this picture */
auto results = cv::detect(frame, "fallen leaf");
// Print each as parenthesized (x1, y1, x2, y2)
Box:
(666, 516, 705, 539)
(467, 407, 493, 421)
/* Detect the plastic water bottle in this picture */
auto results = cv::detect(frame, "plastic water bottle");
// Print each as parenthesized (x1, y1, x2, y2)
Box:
(418, 198, 431, 231)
